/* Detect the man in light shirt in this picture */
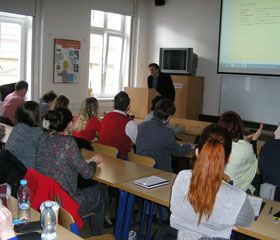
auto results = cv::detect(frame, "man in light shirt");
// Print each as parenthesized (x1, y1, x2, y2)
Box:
(2, 81, 28, 125)
(99, 91, 137, 159)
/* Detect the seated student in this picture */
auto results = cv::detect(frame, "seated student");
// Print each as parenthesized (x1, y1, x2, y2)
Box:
(144, 96, 183, 135)
(136, 99, 191, 173)
(35, 108, 108, 236)
(72, 97, 101, 143)
(170, 124, 254, 239)
(5, 101, 42, 169)
(43, 95, 69, 130)
(2, 81, 28, 125)
(38, 90, 57, 117)
(258, 125, 280, 187)
(99, 91, 137, 159)
(0, 205, 16, 240)
(218, 111, 262, 193)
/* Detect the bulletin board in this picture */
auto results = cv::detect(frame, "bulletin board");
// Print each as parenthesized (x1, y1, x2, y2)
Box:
(53, 39, 81, 83)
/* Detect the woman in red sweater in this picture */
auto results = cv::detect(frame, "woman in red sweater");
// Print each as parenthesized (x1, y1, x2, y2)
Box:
(72, 97, 101, 143)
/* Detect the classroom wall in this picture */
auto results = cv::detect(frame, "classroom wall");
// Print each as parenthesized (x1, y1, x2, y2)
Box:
(35, 0, 222, 116)
(35, 0, 91, 114)
(134, 0, 222, 116)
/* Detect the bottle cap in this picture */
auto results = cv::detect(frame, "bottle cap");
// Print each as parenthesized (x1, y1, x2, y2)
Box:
(20, 180, 27, 186)
(44, 201, 52, 208)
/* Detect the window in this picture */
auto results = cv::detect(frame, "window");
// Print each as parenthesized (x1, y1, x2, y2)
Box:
(89, 10, 131, 98)
(0, 12, 32, 99)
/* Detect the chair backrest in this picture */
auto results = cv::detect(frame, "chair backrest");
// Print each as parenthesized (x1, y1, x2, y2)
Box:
(127, 152, 156, 168)
(92, 142, 118, 158)
(223, 174, 231, 183)
(58, 205, 75, 231)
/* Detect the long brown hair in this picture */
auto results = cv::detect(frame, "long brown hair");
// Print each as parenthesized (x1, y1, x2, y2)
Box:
(188, 124, 232, 225)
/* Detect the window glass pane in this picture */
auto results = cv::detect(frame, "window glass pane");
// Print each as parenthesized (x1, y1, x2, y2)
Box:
(107, 13, 122, 31)
(89, 34, 103, 95)
(0, 22, 21, 85)
(104, 36, 122, 95)
(91, 10, 104, 28)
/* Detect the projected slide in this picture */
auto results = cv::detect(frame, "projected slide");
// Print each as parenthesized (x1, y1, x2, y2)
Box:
(218, 0, 280, 75)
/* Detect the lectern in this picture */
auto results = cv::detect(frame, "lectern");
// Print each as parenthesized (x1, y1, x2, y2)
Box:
(124, 87, 159, 118)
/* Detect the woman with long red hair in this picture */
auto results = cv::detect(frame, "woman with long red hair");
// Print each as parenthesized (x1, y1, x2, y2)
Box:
(170, 124, 254, 239)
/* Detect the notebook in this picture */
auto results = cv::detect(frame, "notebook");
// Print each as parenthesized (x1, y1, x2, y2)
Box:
(133, 176, 170, 189)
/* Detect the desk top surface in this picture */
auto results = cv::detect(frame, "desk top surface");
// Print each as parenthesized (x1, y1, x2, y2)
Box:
(116, 171, 177, 207)
(8, 197, 83, 240)
(238, 198, 280, 240)
(81, 148, 163, 187)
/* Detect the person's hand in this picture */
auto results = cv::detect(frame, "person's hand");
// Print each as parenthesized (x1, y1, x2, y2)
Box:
(232, 225, 238, 231)
(0, 205, 16, 240)
(244, 123, 263, 141)
(89, 154, 103, 165)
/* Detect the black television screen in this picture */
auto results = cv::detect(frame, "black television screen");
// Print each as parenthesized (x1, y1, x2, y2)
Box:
(163, 50, 186, 70)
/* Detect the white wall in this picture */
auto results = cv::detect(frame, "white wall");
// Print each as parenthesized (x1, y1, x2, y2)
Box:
(134, 0, 222, 115)
(35, 0, 91, 114)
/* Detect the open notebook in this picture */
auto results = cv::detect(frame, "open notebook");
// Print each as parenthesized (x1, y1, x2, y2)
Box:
(133, 176, 170, 189)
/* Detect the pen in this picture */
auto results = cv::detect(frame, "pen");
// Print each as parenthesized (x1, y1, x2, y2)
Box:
(268, 207, 273, 215)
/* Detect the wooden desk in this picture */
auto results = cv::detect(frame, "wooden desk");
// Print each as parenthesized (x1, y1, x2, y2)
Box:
(0, 123, 13, 143)
(9, 197, 84, 240)
(134, 117, 211, 137)
(238, 198, 280, 240)
(116, 171, 176, 207)
(81, 149, 163, 187)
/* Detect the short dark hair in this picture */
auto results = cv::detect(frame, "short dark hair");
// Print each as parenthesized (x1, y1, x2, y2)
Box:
(15, 101, 41, 127)
(47, 108, 73, 132)
(218, 111, 244, 141)
(15, 81, 28, 91)
(41, 90, 57, 103)
(148, 63, 160, 70)
(154, 99, 176, 121)
(151, 96, 164, 111)
(114, 91, 130, 111)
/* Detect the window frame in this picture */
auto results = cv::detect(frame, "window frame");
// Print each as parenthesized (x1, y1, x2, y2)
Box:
(0, 14, 27, 84)
(89, 10, 129, 98)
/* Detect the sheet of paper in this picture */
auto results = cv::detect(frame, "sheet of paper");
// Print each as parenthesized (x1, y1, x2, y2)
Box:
(248, 196, 263, 216)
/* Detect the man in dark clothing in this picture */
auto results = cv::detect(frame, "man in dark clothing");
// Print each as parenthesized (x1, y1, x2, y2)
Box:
(147, 63, 175, 101)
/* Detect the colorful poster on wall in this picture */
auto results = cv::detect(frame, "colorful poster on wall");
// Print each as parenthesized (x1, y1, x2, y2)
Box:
(53, 39, 81, 83)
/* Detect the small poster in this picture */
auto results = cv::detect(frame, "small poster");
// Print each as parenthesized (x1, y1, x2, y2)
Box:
(53, 39, 81, 83)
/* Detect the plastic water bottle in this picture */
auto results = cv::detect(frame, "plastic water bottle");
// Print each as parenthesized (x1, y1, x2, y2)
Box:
(17, 179, 31, 221)
(41, 201, 57, 240)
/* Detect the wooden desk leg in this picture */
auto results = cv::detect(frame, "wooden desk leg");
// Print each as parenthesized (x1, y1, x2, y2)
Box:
(114, 190, 128, 240)
(123, 193, 135, 240)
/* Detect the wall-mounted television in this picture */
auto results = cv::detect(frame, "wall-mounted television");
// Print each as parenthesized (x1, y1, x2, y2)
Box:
(159, 48, 198, 75)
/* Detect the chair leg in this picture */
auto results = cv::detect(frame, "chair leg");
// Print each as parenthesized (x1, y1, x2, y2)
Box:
(114, 190, 128, 240)
(139, 200, 148, 240)
(158, 205, 163, 226)
(123, 193, 135, 240)
(70, 222, 79, 236)
(145, 202, 156, 240)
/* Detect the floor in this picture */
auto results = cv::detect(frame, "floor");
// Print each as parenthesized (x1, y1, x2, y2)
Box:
(79, 195, 163, 239)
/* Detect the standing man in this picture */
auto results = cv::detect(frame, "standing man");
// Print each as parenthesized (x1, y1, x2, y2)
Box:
(147, 63, 175, 101)
(99, 91, 137, 159)
(2, 81, 28, 125)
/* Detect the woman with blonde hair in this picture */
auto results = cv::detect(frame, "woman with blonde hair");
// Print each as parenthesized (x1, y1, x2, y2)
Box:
(170, 124, 254, 239)
(72, 97, 101, 143)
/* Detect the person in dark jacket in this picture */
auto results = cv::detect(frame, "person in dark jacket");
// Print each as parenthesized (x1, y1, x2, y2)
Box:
(147, 63, 175, 102)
